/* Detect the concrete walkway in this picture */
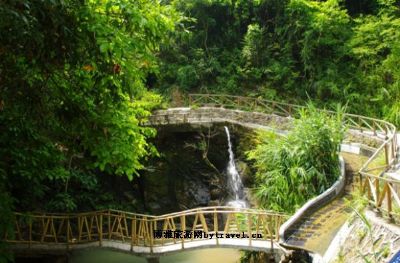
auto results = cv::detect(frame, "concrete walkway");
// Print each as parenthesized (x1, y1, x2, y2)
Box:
(10, 238, 283, 257)
(283, 152, 365, 256)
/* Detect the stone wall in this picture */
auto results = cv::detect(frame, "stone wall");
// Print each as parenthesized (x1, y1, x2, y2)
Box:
(147, 107, 384, 149)
(147, 107, 293, 132)
(325, 210, 400, 263)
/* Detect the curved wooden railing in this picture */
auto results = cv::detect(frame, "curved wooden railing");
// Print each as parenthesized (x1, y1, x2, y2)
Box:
(187, 94, 399, 217)
(6, 207, 287, 252)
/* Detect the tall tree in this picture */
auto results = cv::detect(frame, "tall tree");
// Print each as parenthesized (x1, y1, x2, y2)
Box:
(0, 0, 180, 212)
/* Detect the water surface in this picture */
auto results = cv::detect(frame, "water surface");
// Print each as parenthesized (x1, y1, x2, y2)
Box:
(71, 248, 242, 263)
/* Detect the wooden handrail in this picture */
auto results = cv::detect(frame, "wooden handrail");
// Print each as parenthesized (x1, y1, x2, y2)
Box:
(6, 207, 287, 251)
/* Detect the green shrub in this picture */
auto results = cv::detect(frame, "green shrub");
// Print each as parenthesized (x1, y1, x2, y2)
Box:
(247, 104, 345, 213)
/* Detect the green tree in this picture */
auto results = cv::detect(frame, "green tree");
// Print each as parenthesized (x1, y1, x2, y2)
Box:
(348, 4, 400, 125)
(0, 0, 180, 211)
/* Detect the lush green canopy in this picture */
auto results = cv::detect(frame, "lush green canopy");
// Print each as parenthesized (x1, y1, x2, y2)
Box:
(157, 0, 400, 126)
(1, 0, 400, 260)
(0, 3, 179, 259)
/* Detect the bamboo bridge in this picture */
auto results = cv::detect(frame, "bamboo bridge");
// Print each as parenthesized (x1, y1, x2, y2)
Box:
(6, 94, 400, 261)
(7, 207, 286, 257)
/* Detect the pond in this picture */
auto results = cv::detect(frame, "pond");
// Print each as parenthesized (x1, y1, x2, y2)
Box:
(70, 248, 242, 263)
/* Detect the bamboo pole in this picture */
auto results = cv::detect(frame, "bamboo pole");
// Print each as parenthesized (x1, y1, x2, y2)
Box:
(99, 214, 103, 247)
(255, 214, 260, 241)
(131, 218, 134, 251)
(78, 217, 82, 242)
(108, 210, 111, 240)
(213, 209, 218, 245)
(181, 215, 185, 249)
(149, 219, 154, 253)
(375, 179, 380, 207)
(134, 216, 138, 246)
(248, 214, 252, 246)
(29, 220, 32, 248)
(41, 217, 50, 243)
(385, 142, 390, 166)
(66, 218, 70, 250)
(387, 183, 393, 214)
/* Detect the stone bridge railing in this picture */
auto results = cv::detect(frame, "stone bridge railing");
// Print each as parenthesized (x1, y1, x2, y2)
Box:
(159, 94, 399, 218)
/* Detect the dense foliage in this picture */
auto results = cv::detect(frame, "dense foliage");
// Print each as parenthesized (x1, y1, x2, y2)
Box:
(0, 1, 180, 256)
(1, 0, 399, 261)
(156, 0, 400, 126)
(247, 106, 345, 213)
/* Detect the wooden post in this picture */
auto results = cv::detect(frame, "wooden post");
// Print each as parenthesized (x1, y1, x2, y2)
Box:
(387, 183, 393, 214)
(108, 210, 111, 240)
(51, 217, 57, 243)
(247, 214, 252, 246)
(385, 143, 390, 167)
(255, 214, 260, 241)
(66, 217, 70, 251)
(275, 216, 281, 241)
(78, 216, 82, 242)
(375, 179, 380, 207)
(134, 216, 138, 246)
(41, 217, 50, 243)
(131, 217, 135, 251)
(269, 216, 274, 250)
(29, 220, 32, 248)
(181, 215, 185, 249)
(149, 219, 154, 253)
(372, 121, 377, 135)
(359, 173, 363, 193)
(99, 214, 103, 247)
(391, 140, 396, 166)
(214, 209, 218, 245)
(366, 178, 372, 202)
(394, 134, 398, 159)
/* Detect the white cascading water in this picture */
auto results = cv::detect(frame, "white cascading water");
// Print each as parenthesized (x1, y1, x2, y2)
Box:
(224, 126, 247, 208)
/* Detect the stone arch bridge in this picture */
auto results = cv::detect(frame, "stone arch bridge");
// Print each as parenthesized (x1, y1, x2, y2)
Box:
(6, 94, 400, 261)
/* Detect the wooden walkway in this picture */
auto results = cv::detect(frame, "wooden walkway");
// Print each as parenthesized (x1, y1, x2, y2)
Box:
(6, 207, 286, 256)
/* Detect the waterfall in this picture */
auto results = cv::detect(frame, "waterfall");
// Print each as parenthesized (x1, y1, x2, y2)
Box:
(224, 126, 247, 208)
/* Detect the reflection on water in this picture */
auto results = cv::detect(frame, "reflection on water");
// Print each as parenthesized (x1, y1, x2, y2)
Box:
(71, 248, 241, 263)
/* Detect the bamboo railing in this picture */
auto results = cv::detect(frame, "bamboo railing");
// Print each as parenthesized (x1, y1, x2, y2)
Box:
(187, 94, 399, 217)
(6, 207, 287, 252)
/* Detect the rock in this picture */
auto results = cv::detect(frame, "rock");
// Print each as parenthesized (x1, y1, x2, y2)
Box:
(210, 188, 222, 199)
(148, 202, 161, 212)
(236, 160, 252, 184)
(191, 184, 210, 205)
(146, 257, 160, 263)
(123, 191, 134, 201)
(208, 200, 220, 206)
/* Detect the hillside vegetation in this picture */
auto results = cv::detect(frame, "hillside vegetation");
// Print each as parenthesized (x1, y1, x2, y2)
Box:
(1, 1, 399, 261)
(157, 0, 400, 126)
